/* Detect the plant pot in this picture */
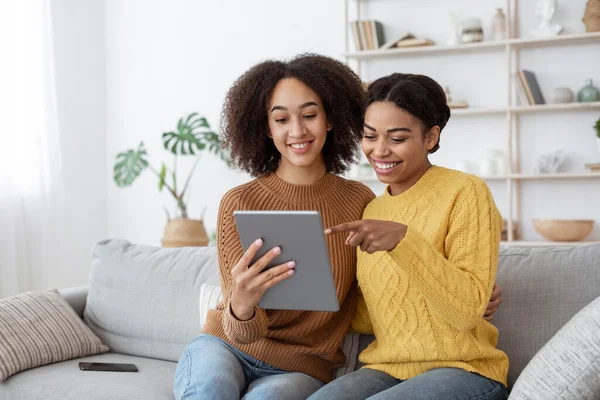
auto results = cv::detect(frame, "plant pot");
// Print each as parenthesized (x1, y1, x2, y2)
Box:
(162, 218, 209, 247)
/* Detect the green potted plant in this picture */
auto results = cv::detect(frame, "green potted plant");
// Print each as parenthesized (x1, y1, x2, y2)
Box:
(113, 112, 230, 247)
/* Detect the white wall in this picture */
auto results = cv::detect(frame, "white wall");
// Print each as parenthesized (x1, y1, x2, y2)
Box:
(105, 0, 347, 245)
(104, 0, 600, 243)
(51, 0, 107, 286)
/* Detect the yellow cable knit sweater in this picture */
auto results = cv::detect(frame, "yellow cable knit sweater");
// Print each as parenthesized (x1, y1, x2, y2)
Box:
(352, 165, 509, 386)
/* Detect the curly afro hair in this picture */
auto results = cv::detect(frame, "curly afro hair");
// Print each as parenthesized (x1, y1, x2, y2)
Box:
(220, 53, 365, 177)
(365, 73, 451, 154)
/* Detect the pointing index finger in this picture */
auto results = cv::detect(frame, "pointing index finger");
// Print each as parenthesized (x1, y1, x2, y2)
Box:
(325, 220, 362, 235)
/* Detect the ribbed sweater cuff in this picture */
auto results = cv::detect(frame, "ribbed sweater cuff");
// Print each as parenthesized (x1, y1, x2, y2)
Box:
(222, 300, 268, 345)
(389, 226, 428, 268)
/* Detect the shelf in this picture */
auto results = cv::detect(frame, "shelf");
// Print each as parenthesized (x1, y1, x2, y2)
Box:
(349, 173, 600, 183)
(451, 108, 506, 116)
(449, 102, 600, 117)
(343, 32, 600, 60)
(512, 173, 600, 180)
(511, 32, 600, 49)
(511, 101, 600, 114)
(343, 40, 508, 59)
(501, 241, 599, 247)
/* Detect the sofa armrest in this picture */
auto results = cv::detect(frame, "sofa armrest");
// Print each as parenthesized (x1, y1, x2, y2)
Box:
(58, 285, 89, 319)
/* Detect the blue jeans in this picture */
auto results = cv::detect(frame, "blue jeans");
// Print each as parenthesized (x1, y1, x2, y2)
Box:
(173, 334, 324, 400)
(308, 367, 508, 400)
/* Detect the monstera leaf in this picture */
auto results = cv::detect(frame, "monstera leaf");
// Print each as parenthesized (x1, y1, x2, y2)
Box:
(204, 130, 231, 165)
(113, 142, 149, 187)
(162, 112, 213, 155)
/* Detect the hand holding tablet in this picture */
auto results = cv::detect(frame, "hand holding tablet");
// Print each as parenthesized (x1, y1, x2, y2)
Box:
(234, 211, 339, 313)
(229, 238, 296, 321)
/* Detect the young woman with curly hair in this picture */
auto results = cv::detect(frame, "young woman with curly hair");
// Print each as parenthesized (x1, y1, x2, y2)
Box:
(309, 73, 509, 400)
(173, 53, 376, 400)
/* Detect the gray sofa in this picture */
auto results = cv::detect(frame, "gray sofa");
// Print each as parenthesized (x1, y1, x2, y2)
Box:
(1, 240, 599, 399)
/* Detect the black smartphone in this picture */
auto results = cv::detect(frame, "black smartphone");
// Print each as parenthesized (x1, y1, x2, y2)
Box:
(78, 362, 138, 372)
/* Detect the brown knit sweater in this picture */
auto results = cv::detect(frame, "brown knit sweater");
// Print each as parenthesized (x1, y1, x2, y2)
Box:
(202, 172, 375, 383)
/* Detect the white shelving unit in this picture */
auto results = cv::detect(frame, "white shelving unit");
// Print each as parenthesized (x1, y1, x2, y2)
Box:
(343, 0, 600, 246)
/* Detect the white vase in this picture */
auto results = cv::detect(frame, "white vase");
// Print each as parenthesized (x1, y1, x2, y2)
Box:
(551, 87, 574, 104)
(480, 158, 496, 176)
(597, 137, 600, 156)
(492, 8, 506, 40)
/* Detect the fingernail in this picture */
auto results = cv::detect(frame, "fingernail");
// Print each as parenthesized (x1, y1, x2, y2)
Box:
(254, 239, 263, 246)
(324, 229, 331, 234)
(287, 261, 295, 268)
(273, 247, 281, 255)
(287, 269, 294, 275)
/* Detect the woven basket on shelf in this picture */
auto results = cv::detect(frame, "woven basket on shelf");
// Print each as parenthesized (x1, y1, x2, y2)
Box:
(583, 0, 600, 32)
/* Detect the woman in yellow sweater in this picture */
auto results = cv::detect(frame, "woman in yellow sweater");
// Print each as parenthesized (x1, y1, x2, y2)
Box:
(309, 73, 509, 399)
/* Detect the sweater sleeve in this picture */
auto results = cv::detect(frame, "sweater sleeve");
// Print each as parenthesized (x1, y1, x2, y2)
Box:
(216, 189, 269, 344)
(387, 177, 502, 332)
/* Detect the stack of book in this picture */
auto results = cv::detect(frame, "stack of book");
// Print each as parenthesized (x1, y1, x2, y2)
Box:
(350, 20, 385, 51)
(585, 163, 600, 172)
(517, 69, 546, 105)
(380, 32, 434, 49)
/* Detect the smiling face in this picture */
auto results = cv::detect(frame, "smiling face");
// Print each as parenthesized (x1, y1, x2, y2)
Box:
(267, 78, 331, 176)
(362, 101, 439, 194)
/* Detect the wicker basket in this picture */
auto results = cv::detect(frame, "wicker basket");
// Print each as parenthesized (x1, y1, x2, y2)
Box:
(161, 218, 209, 247)
(583, 0, 600, 32)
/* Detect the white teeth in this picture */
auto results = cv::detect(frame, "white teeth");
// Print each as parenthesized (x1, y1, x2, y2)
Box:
(290, 143, 309, 149)
(374, 162, 399, 169)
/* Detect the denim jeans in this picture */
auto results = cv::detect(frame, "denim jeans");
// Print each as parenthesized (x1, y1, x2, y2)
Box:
(173, 334, 324, 400)
(308, 366, 508, 400)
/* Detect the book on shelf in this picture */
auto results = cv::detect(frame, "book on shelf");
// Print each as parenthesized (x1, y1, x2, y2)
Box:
(395, 37, 435, 47)
(350, 20, 385, 51)
(586, 163, 600, 172)
(379, 32, 434, 49)
(515, 74, 531, 105)
(518, 69, 546, 105)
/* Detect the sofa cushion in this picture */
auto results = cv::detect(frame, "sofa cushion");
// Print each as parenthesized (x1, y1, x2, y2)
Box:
(509, 295, 600, 400)
(84, 239, 221, 363)
(493, 244, 600, 389)
(0, 290, 109, 382)
(0, 352, 176, 400)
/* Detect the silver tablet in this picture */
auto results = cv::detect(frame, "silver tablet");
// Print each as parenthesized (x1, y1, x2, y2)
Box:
(233, 210, 339, 312)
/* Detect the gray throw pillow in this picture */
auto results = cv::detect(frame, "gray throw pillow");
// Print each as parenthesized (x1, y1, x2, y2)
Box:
(84, 239, 221, 362)
(0, 290, 109, 382)
(509, 295, 600, 400)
